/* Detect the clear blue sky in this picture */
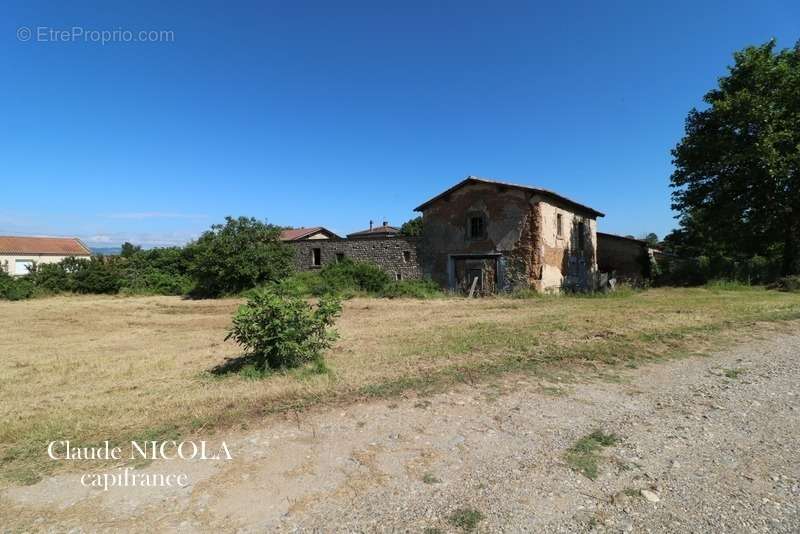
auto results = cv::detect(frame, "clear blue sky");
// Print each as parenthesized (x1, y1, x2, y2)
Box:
(2, 1, 798, 246)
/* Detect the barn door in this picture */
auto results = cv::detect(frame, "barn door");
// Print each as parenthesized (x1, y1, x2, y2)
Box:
(454, 257, 497, 295)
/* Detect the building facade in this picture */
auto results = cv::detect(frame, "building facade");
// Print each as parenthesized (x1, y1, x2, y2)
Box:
(286, 177, 605, 293)
(0, 236, 91, 276)
(414, 177, 603, 293)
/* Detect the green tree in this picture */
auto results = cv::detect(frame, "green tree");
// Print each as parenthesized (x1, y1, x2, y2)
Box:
(120, 242, 142, 258)
(640, 233, 659, 248)
(669, 40, 800, 275)
(400, 216, 423, 237)
(184, 216, 293, 297)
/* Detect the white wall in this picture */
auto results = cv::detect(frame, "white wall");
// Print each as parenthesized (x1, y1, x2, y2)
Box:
(0, 254, 90, 276)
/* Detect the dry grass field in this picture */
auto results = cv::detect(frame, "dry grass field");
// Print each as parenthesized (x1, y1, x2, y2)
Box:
(2, 287, 800, 488)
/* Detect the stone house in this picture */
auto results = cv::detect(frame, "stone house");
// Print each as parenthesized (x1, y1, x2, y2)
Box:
(286, 176, 606, 293)
(346, 221, 401, 239)
(415, 177, 604, 293)
(0, 236, 91, 276)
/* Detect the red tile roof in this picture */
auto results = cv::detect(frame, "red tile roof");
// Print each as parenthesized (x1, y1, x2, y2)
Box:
(0, 236, 91, 255)
(279, 227, 340, 241)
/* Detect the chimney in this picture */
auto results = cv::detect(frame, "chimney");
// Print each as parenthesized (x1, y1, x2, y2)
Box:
(369, 220, 373, 231)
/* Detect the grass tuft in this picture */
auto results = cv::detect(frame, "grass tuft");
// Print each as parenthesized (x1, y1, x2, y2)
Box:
(723, 367, 746, 379)
(447, 508, 485, 531)
(564, 429, 619, 480)
(422, 472, 441, 484)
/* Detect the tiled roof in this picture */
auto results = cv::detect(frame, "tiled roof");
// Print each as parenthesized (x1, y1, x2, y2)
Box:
(346, 225, 401, 238)
(414, 176, 605, 217)
(0, 236, 91, 255)
(279, 227, 340, 241)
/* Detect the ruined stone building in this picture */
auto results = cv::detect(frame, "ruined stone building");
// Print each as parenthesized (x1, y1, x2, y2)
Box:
(283, 176, 617, 293)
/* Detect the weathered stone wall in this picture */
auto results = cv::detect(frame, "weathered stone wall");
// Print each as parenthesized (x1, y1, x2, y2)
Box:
(289, 237, 422, 280)
(418, 182, 533, 291)
(536, 197, 598, 292)
(418, 181, 599, 293)
(597, 233, 647, 283)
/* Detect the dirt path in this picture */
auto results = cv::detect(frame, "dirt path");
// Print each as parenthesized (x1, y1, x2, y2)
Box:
(3, 332, 800, 533)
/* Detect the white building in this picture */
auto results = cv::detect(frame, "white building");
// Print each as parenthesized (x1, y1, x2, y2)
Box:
(0, 236, 91, 276)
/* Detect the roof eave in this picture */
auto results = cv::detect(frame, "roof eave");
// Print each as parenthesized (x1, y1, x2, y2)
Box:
(414, 176, 604, 218)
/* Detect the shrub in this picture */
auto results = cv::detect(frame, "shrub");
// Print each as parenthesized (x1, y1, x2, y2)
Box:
(315, 258, 390, 296)
(71, 257, 123, 294)
(272, 271, 324, 297)
(30, 262, 73, 293)
(121, 269, 194, 295)
(772, 275, 800, 292)
(185, 216, 293, 298)
(26, 256, 123, 295)
(0, 271, 34, 300)
(380, 279, 441, 299)
(225, 287, 342, 370)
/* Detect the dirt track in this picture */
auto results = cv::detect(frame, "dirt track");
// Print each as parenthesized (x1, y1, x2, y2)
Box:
(2, 331, 799, 533)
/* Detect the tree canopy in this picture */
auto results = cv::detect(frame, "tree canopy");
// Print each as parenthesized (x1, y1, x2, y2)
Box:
(668, 40, 800, 275)
(184, 216, 293, 297)
(400, 216, 423, 237)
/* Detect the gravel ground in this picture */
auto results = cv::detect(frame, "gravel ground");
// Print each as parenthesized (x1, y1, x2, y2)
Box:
(2, 330, 799, 533)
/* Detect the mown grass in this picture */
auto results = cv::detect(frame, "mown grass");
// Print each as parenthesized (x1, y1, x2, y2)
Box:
(1, 287, 800, 487)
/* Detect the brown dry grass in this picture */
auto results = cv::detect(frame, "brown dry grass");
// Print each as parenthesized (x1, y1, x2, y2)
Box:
(1, 287, 799, 487)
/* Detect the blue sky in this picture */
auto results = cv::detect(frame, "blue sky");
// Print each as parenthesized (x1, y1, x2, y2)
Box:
(2, 1, 798, 247)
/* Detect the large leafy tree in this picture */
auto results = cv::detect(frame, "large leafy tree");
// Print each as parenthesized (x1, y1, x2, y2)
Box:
(185, 216, 293, 297)
(669, 40, 800, 275)
(400, 216, 423, 237)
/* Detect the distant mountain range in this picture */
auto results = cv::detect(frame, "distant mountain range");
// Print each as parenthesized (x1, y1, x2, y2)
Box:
(90, 246, 122, 256)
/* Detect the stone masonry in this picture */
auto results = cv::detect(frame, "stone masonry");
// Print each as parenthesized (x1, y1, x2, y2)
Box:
(290, 237, 422, 281)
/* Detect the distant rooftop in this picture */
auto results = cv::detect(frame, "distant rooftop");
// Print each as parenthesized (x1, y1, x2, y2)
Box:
(279, 227, 341, 241)
(346, 220, 401, 238)
(0, 236, 91, 256)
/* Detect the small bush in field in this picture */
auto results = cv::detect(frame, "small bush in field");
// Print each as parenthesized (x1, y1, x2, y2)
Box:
(380, 279, 441, 299)
(225, 287, 342, 370)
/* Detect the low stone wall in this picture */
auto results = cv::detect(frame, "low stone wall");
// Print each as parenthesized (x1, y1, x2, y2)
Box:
(289, 237, 422, 280)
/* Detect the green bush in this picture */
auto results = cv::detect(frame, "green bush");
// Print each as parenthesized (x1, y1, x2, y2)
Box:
(71, 257, 123, 294)
(32, 262, 67, 292)
(185, 216, 293, 298)
(28, 256, 123, 295)
(380, 279, 441, 299)
(0, 271, 35, 300)
(315, 258, 390, 296)
(657, 254, 782, 287)
(121, 269, 194, 295)
(272, 271, 324, 297)
(225, 287, 342, 370)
